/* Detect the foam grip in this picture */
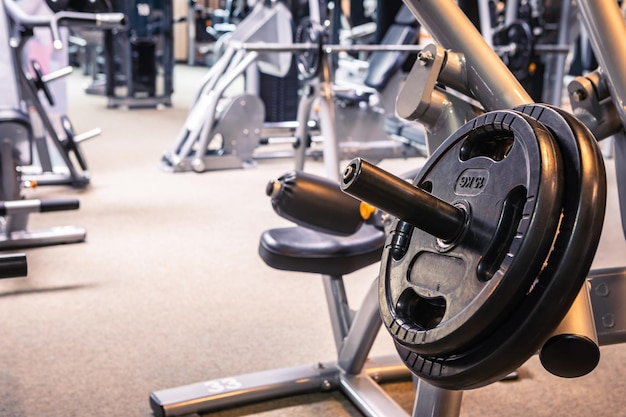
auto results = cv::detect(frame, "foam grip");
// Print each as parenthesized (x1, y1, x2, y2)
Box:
(40, 199, 80, 212)
(0, 253, 27, 279)
(267, 171, 363, 236)
(0, 199, 78, 215)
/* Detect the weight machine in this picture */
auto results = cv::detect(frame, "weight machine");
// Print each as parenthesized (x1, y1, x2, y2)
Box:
(2, 0, 123, 188)
(160, 0, 426, 180)
(0, 0, 123, 248)
(464, 0, 573, 106)
(150, 0, 626, 416)
(96, 0, 175, 109)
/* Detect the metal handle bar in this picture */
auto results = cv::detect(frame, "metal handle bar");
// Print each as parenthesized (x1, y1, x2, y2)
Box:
(341, 158, 466, 242)
(230, 41, 423, 54)
(0, 199, 79, 216)
(4, 0, 124, 50)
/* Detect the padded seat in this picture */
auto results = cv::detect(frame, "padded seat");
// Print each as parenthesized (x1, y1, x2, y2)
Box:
(259, 224, 385, 276)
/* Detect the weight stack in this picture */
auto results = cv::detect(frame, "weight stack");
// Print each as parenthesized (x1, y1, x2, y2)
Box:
(258, 59, 299, 123)
(131, 38, 157, 96)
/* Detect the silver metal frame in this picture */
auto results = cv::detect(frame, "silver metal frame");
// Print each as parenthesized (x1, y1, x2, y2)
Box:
(160, 1, 425, 179)
(150, 276, 413, 417)
(2, 0, 124, 188)
(150, 1, 626, 416)
(0, 1, 98, 249)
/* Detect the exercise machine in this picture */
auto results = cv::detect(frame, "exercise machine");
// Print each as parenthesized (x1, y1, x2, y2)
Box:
(0, 0, 122, 248)
(150, 0, 626, 415)
(160, 0, 425, 180)
(150, 170, 413, 416)
(184, 0, 249, 66)
(161, 0, 301, 173)
(291, 1, 426, 180)
(0, 123, 85, 249)
(2, 0, 124, 188)
(98, 0, 175, 109)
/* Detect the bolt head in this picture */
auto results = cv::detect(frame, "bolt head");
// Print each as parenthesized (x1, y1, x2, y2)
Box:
(571, 89, 587, 102)
(417, 50, 434, 66)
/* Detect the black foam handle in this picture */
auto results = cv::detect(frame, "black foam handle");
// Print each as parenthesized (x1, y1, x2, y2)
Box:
(40, 199, 80, 212)
(0, 253, 27, 279)
(0, 199, 79, 215)
(267, 171, 364, 236)
(341, 158, 465, 242)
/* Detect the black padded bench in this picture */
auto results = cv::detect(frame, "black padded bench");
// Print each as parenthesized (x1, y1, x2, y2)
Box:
(259, 224, 385, 276)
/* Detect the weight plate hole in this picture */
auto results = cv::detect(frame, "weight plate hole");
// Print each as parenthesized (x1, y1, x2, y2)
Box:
(459, 132, 514, 162)
(477, 185, 527, 282)
(418, 180, 433, 193)
(396, 288, 446, 331)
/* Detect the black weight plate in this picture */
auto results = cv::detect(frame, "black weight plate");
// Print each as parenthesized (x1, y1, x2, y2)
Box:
(393, 105, 606, 390)
(294, 17, 323, 81)
(380, 110, 564, 356)
(506, 21, 533, 79)
(31, 61, 55, 106)
(60, 116, 88, 171)
(520, 105, 606, 374)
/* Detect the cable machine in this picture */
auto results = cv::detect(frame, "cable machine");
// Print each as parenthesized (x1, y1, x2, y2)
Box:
(100, 0, 175, 108)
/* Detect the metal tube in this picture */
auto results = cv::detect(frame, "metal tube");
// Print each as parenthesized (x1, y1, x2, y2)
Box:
(477, 0, 493, 48)
(412, 378, 463, 417)
(41, 66, 73, 83)
(191, 50, 258, 171)
(543, 0, 572, 106)
(319, 54, 341, 181)
(338, 278, 383, 375)
(293, 85, 317, 171)
(539, 281, 600, 378)
(235, 42, 423, 53)
(340, 158, 465, 242)
(402, 0, 533, 110)
(577, 0, 626, 127)
(503, 0, 520, 27)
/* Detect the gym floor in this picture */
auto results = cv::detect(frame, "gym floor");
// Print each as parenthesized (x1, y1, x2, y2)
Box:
(1, 64, 625, 417)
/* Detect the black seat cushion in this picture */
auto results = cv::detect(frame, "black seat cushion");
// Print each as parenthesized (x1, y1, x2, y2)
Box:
(259, 225, 385, 275)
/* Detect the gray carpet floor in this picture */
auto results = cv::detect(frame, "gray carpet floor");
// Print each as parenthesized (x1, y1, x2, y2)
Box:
(0, 64, 625, 417)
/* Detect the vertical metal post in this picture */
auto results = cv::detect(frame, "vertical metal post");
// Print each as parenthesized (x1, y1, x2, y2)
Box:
(322, 275, 353, 353)
(318, 53, 341, 181)
(503, 0, 519, 26)
(578, 0, 626, 240)
(187, 0, 195, 65)
(577, 0, 626, 128)
(337, 278, 382, 374)
(293, 84, 317, 171)
(412, 379, 463, 417)
(477, 0, 493, 47)
(543, 0, 572, 106)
